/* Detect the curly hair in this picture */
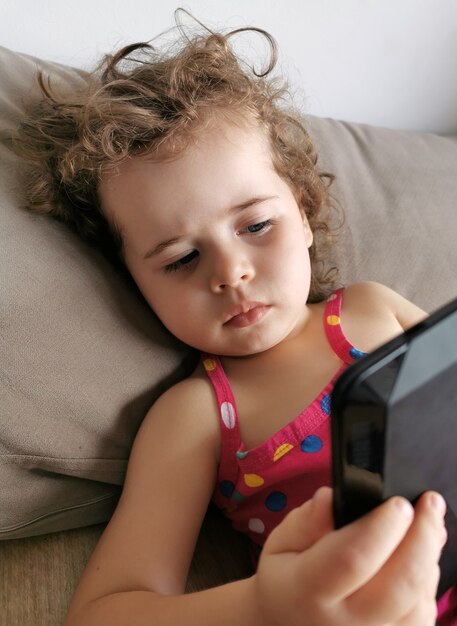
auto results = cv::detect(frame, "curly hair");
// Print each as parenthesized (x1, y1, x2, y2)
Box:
(12, 15, 337, 301)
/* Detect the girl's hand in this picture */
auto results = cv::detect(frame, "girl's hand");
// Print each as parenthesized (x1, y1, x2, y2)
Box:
(253, 487, 446, 626)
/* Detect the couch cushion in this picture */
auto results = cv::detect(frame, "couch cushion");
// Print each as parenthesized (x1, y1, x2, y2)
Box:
(307, 116, 457, 312)
(0, 45, 191, 539)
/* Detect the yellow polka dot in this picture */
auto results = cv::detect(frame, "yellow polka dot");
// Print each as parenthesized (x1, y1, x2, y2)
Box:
(273, 443, 294, 462)
(244, 474, 265, 488)
(326, 315, 341, 326)
(203, 358, 217, 371)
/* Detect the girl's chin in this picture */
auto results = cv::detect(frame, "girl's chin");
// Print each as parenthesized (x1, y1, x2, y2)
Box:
(207, 336, 285, 358)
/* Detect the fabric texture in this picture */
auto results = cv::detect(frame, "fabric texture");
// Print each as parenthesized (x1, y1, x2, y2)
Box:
(204, 289, 363, 544)
(307, 116, 457, 313)
(0, 45, 191, 539)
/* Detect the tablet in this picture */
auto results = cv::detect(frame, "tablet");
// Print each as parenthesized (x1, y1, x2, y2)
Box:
(331, 294, 457, 596)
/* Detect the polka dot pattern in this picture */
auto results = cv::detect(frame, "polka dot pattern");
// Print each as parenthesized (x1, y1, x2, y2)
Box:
(273, 443, 294, 461)
(321, 394, 331, 415)
(244, 474, 265, 488)
(219, 480, 235, 498)
(248, 518, 265, 534)
(203, 358, 217, 371)
(265, 491, 287, 512)
(203, 289, 367, 550)
(324, 288, 366, 365)
(350, 346, 367, 359)
(326, 314, 341, 326)
(221, 401, 236, 429)
(301, 435, 323, 453)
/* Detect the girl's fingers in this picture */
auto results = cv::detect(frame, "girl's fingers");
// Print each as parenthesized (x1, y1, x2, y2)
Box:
(264, 489, 445, 626)
(264, 487, 334, 556)
(345, 492, 446, 624)
(394, 594, 439, 626)
(293, 495, 416, 603)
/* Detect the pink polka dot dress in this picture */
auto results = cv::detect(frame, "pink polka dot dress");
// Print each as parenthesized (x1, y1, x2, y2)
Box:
(203, 288, 365, 545)
(203, 287, 457, 624)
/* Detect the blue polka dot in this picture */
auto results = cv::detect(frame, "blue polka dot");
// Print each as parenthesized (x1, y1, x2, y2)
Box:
(265, 491, 287, 512)
(350, 347, 366, 360)
(301, 435, 323, 453)
(321, 394, 331, 415)
(232, 490, 246, 502)
(219, 480, 235, 498)
(236, 450, 249, 459)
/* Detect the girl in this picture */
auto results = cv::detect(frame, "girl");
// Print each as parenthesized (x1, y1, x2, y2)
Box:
(14, 16, 453, 626)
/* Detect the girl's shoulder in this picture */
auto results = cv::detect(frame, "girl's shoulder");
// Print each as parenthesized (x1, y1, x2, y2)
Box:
(152, 363, 221, 426)
(139, 362, 223, 459)
(340, 281, 427, 352)
(68, 367, 223, 610)
(343, 281, 426, 324)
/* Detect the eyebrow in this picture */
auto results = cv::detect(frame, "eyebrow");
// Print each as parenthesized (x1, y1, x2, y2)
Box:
(143, 195, 278, 260)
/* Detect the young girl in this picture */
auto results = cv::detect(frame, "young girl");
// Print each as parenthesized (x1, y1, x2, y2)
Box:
(13, 16, 454, 626)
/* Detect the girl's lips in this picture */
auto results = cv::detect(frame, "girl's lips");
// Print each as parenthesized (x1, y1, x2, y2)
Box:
(223, 303, 271, 328)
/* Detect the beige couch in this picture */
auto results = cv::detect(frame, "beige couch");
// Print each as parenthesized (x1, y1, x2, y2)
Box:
(1, 44, 457, 625)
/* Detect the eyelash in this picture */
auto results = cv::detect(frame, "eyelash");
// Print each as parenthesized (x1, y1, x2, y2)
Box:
(241, 219, 273, 235)
(164, 219, 274, 273)
(165, 249, 199, 273)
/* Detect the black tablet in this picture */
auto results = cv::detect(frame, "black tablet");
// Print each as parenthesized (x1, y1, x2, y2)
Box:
(331, 294, 457, 596)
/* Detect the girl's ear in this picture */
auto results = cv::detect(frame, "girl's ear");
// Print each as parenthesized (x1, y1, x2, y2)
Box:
(300, 209, 313, 248)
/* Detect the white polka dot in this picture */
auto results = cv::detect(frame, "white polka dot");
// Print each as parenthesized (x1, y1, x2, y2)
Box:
(248, 518, 265, 534)
(327, 293, 337, 301)
(221, 401, 236, 429)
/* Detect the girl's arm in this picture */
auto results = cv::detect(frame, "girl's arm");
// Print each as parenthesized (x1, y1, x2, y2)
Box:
(341, 281, 428, 351)
(64, 364, 445, 626)
(361, 280, 428, 329)
(64, 375, 258, 625)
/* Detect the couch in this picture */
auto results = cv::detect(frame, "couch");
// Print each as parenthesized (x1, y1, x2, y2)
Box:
(1, 44, 457, 626)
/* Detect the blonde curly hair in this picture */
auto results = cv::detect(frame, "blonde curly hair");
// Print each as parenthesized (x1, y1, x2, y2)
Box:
(12, 15, 337, 301)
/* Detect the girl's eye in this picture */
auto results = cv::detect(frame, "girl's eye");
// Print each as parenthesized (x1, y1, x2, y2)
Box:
(243, 220, 273, 234)
(165, 249, 199, 273)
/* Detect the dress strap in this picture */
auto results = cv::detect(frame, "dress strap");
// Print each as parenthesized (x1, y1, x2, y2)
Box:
(201, 354, 241, 485)
(323, 288, 367, 364)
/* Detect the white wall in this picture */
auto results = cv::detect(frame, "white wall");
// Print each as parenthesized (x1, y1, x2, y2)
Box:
(2, 0, 457, 134)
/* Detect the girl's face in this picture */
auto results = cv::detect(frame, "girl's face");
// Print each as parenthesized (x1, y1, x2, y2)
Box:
(99, 120, 313, 356)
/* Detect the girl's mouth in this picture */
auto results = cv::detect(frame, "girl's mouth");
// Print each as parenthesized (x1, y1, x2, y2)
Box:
(223, 303, 271, 328)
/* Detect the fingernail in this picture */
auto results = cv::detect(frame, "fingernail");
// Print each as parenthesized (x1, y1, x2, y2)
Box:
(393, 497, 414, 518)
(428, 492, 446, 515)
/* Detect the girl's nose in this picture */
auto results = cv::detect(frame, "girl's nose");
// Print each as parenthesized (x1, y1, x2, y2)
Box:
(209, 251, 254, 293)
